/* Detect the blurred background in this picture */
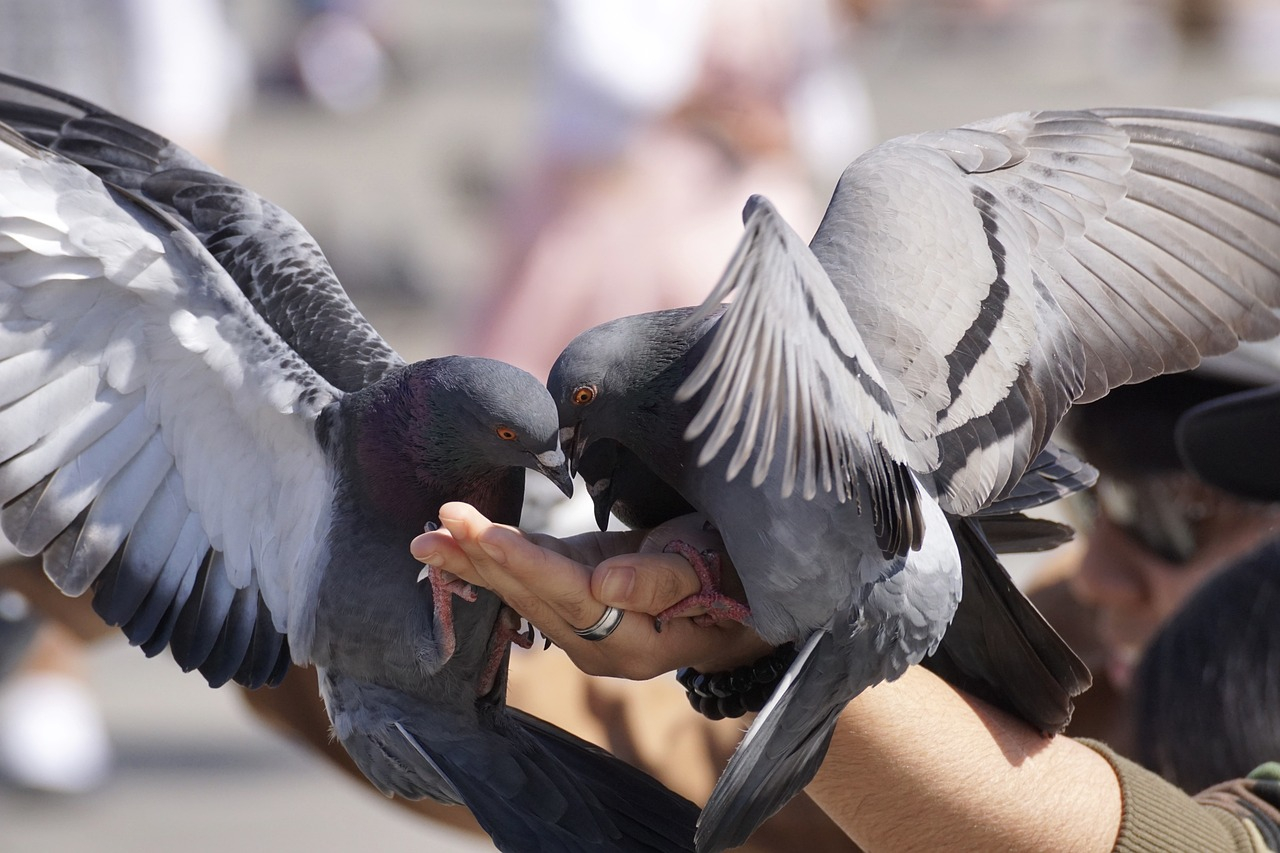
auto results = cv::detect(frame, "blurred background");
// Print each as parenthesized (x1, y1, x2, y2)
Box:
(1, 0, 1280, 850)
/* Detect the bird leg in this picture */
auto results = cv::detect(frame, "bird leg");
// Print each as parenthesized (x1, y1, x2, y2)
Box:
(654, 540, 752, 631)
(476, 606, 533, 696)
(419, 565, 478, 663)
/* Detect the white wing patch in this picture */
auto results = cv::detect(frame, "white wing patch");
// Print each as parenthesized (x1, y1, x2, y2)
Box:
(0, 133, 338, 678)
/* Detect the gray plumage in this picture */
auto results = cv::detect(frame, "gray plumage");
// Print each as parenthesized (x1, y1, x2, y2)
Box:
(550, 107, 1280, 851)
(0, 73, 697, 852)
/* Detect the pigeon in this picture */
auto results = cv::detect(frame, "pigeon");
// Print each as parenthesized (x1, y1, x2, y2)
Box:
(549, 107, 1280, 851)
(0, 73, 699, 852)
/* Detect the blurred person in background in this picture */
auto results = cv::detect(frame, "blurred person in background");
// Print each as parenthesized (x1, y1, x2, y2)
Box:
(469, 0, 875, 381)
(1131, 537, 1280, 794)
(1026, 341, 1280, 763)
(276, 0, 392, 113)
(0, 0, 246, 794)
(1127, 377, 1280, 793)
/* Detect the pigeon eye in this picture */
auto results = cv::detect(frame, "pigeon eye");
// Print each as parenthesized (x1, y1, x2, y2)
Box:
(572, 385, 596, 406)
(496, 426, 518, 441)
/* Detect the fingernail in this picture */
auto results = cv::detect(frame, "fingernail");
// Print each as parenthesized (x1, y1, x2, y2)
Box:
(599, 565, 635, 604)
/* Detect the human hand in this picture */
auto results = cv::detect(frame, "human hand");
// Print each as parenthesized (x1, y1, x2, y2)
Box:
(410, 502, 771, 678)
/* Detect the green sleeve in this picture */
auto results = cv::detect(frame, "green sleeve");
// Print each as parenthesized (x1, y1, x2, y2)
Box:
(1078, 739, 1256, 853)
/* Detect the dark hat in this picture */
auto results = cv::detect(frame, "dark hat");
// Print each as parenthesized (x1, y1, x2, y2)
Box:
(1177, 383, 1280, 502)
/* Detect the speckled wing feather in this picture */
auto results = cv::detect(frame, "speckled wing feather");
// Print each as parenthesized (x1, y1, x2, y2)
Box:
(0, 71, 403, 392)
(684, 108, 1280, 520)
(0, 125, 338, 687)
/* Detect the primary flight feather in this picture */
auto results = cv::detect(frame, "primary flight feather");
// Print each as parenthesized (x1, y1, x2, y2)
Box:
(0, 73, 699, 853)
(550, 107, 1280, 851)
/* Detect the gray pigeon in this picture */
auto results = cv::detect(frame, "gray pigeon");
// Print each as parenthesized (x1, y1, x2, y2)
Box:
(550, 107, 1280, 851)
(0, 74, 699, 852)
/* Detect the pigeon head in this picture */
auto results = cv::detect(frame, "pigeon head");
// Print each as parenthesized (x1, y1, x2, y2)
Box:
(348, 356, 571, 527)
(548, 307, 724, 522)
(419, 356, 573, 497)
(550, 309, 695, 467)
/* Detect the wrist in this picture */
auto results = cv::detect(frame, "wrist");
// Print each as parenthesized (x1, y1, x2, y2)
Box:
(676, 643, 797, 721)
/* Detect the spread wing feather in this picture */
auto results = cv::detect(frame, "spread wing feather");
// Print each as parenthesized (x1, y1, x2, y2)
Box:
(677, 196, 922, 557)
(0, 71, 403, 392)
(0, 125, 337, 686)
(683, 108, 1280, 520)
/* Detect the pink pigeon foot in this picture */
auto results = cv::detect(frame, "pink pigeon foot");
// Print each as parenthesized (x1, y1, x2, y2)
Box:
(424, 566, 478, 663)
(654, 539, 752, 631)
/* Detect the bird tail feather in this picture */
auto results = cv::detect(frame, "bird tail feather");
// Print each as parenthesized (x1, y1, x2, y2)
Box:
(696, 630, 844, 853)
(322, 670, 699, 853)
(924, 516, 1091, 733)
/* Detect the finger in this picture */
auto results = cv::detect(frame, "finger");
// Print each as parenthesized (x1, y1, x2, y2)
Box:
(475, 526, 606, 633)
(434, 502, 530, 590)
(411, 527, 496, 599)
(411, 526, 463, 570)
(591, 552, 704, 615)
(436, 502, 613, 642)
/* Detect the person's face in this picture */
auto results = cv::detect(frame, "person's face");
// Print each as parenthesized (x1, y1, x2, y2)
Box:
(1070, 473, 1280, 692)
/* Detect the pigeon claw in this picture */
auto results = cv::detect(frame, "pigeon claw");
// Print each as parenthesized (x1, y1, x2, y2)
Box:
(654, 539, 752, 632)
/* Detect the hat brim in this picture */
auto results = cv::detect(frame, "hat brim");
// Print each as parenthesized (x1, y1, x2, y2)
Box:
(1176, 384, 1280, 502)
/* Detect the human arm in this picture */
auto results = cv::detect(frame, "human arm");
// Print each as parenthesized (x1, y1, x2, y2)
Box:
(808, 666, 1120, 853)
(413, 503, 859, 851)
(416, 502, 1276, 853)
(415, 502, 1121, 850)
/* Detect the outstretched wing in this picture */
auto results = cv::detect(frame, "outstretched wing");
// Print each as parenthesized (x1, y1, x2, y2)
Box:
(683, 108, 1280, 517)
(677, 197, 923, 558)
(0, 126, 338, 688)
(0, 71, 403, 392)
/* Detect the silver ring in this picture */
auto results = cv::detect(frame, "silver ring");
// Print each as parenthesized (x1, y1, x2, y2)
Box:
(572, 605, 624, 642)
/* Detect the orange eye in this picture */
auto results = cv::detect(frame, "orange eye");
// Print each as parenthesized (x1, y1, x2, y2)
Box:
(496, 426, 518, 441)
(572, 385, 596, 406)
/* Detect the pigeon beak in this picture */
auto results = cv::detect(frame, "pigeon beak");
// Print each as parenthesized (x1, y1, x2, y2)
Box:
(534, 448, 574, 498)
(559, 425, 585, 477)
(585, 476, 615, 532)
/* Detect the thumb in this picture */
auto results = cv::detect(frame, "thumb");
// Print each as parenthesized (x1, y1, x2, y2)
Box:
(591, 552, 703, 616)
